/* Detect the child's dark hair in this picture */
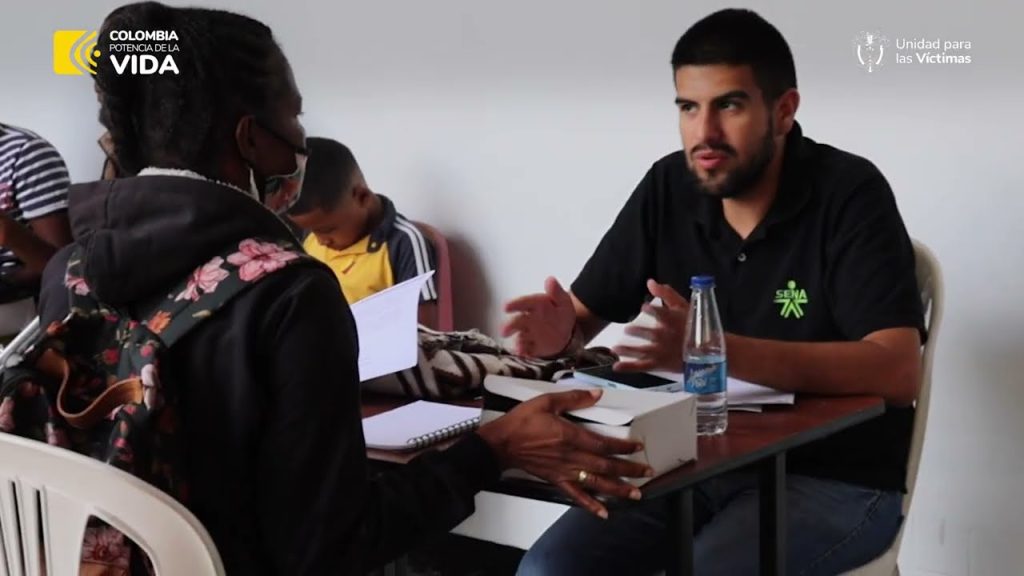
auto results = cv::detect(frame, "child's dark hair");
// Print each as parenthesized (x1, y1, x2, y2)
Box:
(671, 9, 797, 102)
(288, 137, 361, 216)
(94, 2, 288, 175)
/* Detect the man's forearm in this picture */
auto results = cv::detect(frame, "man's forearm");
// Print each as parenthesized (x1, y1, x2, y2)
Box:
(576, 315, 610, 347)
(726, 330, 921, 406)
(569, 292, 610, 348)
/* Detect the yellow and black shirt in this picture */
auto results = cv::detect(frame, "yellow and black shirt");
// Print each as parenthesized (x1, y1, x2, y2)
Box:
(304, 195, 437, 304)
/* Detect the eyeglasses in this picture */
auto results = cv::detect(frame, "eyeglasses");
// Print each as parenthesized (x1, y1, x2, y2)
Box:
(254, 119, 308, 214)
(255, 118, 307, 156)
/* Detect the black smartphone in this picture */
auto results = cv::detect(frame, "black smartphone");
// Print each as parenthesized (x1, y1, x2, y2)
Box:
(573, 365, 681, 391)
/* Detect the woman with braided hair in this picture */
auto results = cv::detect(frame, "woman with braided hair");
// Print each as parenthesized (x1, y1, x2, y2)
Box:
(37, 3, 651, 574)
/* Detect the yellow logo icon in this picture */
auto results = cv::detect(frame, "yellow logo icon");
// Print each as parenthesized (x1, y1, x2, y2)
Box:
(53, 30, 100, 75)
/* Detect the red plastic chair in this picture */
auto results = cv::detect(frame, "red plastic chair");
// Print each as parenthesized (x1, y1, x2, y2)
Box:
(414, 221, 454, 332)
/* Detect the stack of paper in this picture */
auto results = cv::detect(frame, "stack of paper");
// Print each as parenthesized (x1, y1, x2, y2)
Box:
(724, 377, 795, 412)
(647, 371, 794, 412)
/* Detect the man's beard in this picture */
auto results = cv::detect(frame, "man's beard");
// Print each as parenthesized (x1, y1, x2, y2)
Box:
(687, 121, 776, 199)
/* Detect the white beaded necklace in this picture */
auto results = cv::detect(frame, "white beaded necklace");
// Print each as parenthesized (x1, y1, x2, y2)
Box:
(137, 167, 255, 199)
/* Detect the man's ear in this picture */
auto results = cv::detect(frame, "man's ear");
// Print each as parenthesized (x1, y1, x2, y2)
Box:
(352, 184, 373, 206)
(775, 88, 800, 137)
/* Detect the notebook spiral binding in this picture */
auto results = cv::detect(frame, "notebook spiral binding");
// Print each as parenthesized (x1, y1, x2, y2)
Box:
(406, 416, 481, 449)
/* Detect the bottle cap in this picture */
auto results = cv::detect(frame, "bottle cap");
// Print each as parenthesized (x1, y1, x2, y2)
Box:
(691, 275, 715, 288)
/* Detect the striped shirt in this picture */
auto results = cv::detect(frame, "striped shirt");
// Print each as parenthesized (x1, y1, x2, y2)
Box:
(391, 211, 438, 302)
(0, 124, 70, 270)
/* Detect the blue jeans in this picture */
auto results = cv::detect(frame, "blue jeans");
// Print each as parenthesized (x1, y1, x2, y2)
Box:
(517, 471, 903, 576)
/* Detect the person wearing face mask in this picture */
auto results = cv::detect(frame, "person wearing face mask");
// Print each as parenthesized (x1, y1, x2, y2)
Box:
(35, 3, 651, 575)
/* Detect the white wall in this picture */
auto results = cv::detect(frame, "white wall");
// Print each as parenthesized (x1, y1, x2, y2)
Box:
(3, 0, 1023, 574)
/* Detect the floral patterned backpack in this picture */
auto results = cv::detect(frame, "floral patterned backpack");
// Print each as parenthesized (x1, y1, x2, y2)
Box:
(0, 237, 312, 574)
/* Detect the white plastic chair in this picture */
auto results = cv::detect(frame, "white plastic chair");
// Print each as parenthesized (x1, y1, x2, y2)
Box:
(844, 239, 944, 576)
(0, 433, 224, 576)
(0, 300, 35, 341)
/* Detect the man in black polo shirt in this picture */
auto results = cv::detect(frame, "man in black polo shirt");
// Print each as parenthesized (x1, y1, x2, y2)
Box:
(506, 9, 924, 576)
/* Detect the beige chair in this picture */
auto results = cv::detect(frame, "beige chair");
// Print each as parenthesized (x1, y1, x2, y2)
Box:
(845, 239, 945, 576)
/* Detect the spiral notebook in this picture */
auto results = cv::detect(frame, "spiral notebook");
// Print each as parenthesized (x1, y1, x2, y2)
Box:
(362, 400, 482, 451)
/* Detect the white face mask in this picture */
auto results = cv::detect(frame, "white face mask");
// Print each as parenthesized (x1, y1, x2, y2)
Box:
(247, 152, 306, 215)
(246, 118, 308, 214)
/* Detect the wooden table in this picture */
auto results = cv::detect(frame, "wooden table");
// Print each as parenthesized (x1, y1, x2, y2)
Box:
(362, 393, 885, 576)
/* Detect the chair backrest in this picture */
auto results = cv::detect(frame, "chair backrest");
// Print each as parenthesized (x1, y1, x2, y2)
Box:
(0, 299, 36, 340)
(902, 239, 944, 515)
(414, 221, 454, 332)
(0, 433, 224, 576)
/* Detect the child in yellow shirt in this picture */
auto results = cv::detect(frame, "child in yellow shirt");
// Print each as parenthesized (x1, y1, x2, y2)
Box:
(288, 137, 437, 323)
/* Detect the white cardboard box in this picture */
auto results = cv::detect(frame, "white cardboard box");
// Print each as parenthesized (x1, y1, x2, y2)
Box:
(481, 375, 697, 486)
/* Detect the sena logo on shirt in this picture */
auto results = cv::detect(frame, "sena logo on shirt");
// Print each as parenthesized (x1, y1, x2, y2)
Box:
(774, 280, 809, 319)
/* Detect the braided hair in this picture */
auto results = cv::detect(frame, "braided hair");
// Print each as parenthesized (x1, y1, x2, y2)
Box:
(94, 2, 289, 176)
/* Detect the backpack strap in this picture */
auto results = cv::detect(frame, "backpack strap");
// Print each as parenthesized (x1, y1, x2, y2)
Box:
(137, 237, 315, 348)
(37, 347, 145, 430)
(64, 246, 106, 316)
(48, 238, 314, 430)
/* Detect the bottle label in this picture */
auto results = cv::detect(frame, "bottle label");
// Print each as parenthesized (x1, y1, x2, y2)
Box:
(684, 361, 726, 394)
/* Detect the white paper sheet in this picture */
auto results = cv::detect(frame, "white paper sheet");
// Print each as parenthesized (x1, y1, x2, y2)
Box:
(350, 271, 434, 381)
(727, 377, 795, 406)
(647, 371, 795, 409)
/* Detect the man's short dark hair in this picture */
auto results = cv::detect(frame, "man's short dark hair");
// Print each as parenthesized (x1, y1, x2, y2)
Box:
(671, 9, 797, 101)
(290, 137, 360, 215)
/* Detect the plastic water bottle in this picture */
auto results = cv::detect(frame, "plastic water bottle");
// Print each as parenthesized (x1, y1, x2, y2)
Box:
(683, 275, 728, 435)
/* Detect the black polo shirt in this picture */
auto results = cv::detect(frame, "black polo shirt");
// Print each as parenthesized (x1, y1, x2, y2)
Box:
(572, 122, 924, 491)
